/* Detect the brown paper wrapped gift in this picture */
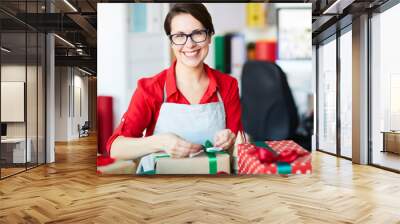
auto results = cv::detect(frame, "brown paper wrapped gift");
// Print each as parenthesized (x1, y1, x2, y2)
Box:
(139, 152, 230, 175)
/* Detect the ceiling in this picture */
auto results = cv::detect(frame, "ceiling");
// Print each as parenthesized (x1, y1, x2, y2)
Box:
(310, 0, 390, 43)
(0, 0, 100, 74)
(1, 0, 395, 74)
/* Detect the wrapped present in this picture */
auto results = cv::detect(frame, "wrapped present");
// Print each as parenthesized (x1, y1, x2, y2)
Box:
(233, 131, 251, 174)
(137, 152, 230, 175)
(97, 155, 138, 174)
(137, 140, 230, 175)
(237, 140, 312, 175)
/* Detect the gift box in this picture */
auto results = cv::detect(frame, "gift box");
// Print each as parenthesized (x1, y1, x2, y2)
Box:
(237, 140, 312, 175)
(137, 152, 230, 175)
(97, 155, 138, 174)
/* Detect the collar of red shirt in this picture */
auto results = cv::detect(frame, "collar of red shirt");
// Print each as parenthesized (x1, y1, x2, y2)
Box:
(165, 60, 218, 101)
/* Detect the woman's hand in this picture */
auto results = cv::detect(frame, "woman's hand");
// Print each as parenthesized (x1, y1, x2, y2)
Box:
(160, 133, 203, 158)
(214, 129, 236, 150)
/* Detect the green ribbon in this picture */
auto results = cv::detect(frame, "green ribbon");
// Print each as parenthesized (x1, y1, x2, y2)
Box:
(139, 154, 170, 175)
(254, 141, 278, 156)
(204, 140, 214, 149)
(253, 141, 292, 174)
(276, 162, 291, 174)
(205, 152, 218, 174)
(154, 154, 170, 161)
(148, 141, 226, 174)
(203, 140, 228, 174)
(141, 170, 156, 175)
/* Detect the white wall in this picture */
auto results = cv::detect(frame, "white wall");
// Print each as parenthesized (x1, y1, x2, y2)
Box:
(98, 3, 170, 128)
(54, 67, 89, 141)
(97, 4, 130, 129)
(1, 65, 39, 137)
(276, 60, 312, 116)
(55, 67, 68, 141)
(72, 73, 89, 138)
(1, 63, 47, 163)
(204, 3, 246, 35)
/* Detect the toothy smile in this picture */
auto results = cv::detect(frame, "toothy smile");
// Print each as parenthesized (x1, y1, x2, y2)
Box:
(183, 50, 200, 57)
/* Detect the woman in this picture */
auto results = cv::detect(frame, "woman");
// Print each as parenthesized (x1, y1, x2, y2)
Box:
(107, 3, 242, 160)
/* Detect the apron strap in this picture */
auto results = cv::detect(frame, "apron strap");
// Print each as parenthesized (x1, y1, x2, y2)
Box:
(216, 91, 223, 103)
(163, 83, 223, 103)
(163, 84, 167, 102)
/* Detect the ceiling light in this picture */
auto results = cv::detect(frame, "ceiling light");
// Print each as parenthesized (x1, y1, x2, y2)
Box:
(1, 47, 11, 53)
(63, 0, 78, 12)
(78, 67, 92, 76)
(54, 34, 75, 48)
(323, 0, 354, 15)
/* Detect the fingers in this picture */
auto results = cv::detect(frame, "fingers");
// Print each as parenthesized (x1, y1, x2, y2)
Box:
(169, 146, 189, 158)
(177, 140, 203, 153)
(179, 141, 202, 151)
(188, 144, 203, 153)
(168, 131, 237, 158)
(214, 129, 235, 149)
(219, 137, 235, 150)
(217, 133, 235, 149)
(170, 139, 203, 158)
(214, 131, 227, 146)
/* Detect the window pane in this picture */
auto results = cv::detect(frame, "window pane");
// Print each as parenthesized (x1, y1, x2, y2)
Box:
(38, 32, 46, 165)
(27, 31, 38, 169)
(1, 31, 27, 177)
(340, 29, 352, 158)
(318, 37, 337, 154)
(371, 4, 400, 171)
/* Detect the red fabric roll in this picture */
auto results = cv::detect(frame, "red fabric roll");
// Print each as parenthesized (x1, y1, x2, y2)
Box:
(255, 41, 277, 62)
(97, 96, 114, 155)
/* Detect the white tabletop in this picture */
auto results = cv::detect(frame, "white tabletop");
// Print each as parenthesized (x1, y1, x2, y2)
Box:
(1, 138, 27, 143)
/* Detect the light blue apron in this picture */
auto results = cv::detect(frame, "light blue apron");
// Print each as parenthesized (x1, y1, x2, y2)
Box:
(153, 83, 226, 145)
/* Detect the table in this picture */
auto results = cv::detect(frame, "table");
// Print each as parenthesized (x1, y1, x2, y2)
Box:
(381, 131, 400, 154)
(1, 138, 32, 163)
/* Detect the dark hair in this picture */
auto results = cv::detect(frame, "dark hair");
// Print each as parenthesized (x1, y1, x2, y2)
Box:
(164, 3, 215, 36)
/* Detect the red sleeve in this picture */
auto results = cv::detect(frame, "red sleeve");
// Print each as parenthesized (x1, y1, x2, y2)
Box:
(224, 78, 243, 135)
(105, 79, 153, 156)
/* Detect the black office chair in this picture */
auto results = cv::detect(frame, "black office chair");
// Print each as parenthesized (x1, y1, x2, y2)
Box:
(79, 121, 90, 138)
(241, 60, 299, 142)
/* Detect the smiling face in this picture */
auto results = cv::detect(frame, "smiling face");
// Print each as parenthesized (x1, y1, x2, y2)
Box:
(170, 13, 211, 68)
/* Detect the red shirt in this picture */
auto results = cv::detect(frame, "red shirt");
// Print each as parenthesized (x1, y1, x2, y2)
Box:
(106, 61, 243, 155)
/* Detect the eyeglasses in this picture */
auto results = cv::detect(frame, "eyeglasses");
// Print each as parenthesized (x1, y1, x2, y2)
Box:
(169, 29, 209, 45)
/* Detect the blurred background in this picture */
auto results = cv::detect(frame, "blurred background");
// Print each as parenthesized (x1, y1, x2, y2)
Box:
(97, 3, 313, 151)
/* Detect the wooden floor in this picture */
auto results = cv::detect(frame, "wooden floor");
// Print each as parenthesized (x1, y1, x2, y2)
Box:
(1, 167, 26, 178)
(373, 150, 400, 171)
(1, 135, 400, 223)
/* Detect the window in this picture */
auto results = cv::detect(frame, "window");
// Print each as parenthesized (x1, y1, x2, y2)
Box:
(339, 28, 352, 158)
(317, 36, 337, 154)
(0, 1, 47, 179)
(370, 3, 400, 171)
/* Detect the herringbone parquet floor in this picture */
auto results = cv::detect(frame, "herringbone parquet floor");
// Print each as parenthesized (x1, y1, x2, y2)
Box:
(1, 135, 400, 223)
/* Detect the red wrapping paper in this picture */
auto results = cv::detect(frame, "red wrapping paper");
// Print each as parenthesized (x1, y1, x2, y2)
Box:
(238, 140, 312, 174)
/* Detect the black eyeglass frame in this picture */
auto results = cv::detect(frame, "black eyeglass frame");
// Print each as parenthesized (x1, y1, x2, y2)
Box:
(168, 29, 211, 45)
